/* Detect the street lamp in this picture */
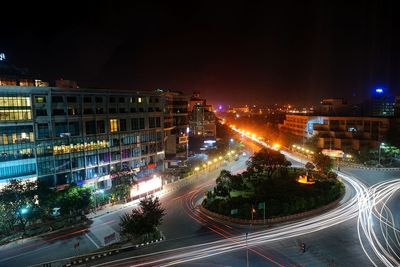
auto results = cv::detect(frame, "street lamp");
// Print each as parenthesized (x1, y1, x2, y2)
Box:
(20, 207, 29, 215)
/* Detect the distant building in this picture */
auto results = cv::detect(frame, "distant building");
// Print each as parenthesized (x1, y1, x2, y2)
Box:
(370, 88, 395, 117)
(228, 106, 250, 114)
(189, 91, 208, 112)
(395, 96, 400, 117)
(188, 92, 216, 139)
(189, 104, 216, 139)
(55, 79, 78, 89)
(319, 98, 348, 115)
(279, 114, 389, 152)
(0, 54, 38, 86)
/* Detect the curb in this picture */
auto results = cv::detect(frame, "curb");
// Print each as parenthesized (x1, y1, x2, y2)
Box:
(31, 236, 165, 267)
(199, 195, 343, 227)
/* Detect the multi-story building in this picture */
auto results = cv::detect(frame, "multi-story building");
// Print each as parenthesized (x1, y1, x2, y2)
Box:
(160, 90, 189, 168)
(395, 96, 400, 117)
(0, 85, 165, 189)
(188, 92, 216, 139)
(370, 88, 395, 117)
(279, 114, 390, 152)
(188, 91, 207, 112)
(189, 104, 216, 139)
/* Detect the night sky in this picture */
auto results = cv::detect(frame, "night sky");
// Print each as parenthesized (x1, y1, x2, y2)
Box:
(1, 1, 399, 106)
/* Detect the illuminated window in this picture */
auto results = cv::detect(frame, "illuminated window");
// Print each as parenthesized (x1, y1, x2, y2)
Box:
(138, 97, 142, 103)
(35, 96, 46, 103)
(110, 119, 118, 133)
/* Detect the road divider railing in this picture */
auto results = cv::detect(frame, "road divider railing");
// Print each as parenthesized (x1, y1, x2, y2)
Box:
(31, 236, 165, 267)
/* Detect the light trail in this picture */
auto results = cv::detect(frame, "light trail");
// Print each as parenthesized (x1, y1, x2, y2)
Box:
(95, 128, 400, 267)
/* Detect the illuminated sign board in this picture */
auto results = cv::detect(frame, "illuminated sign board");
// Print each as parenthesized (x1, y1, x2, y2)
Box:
(322, 149, 344, 158)
(0, 53, 5, 61)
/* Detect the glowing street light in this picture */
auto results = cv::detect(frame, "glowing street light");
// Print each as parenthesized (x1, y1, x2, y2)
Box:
(194, 167, 200, 171)
(20, 207, 29, 215)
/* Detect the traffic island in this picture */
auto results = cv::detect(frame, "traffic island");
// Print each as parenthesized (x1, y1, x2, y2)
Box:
(202, 147, 345, 225)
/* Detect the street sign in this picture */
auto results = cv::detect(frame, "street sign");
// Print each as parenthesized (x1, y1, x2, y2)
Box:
(230, 209, 238, 215)
(258, 202, 265, 209)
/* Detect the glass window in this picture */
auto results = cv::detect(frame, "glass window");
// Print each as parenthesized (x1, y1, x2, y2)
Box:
(52, 109, 66, 116)
(84, 96, 92, 103)
(52, 96, 64, 103)
(110, 97, 116, 103)
(36, 109, 47, 116)
(109, 108, 117, 114)
(130, 108, 136, 113)
(120, 119, 127, 131)
(139, 118, 145, 129)
(84, 108, 94, 115)
(35, 96, 46, 103)
(110, 119, 118, 133)
(67, 96, 77, 103)
(85, 121, 96, 135)
(119, 108, 126, 113)
(132, 118, 139, 130)
(95, 97, 103, 103)
(55, 122, 69, 137)
(149, 117, 155, 128)
(68, 107, 78, 116)
(96, 108, 104, 114)
(138, 97, 142, 103)
(119, 97, 125, 103)
(97, 120, 105, 133)
(37, 123, 50, 139)
(69, 122, 80, 136)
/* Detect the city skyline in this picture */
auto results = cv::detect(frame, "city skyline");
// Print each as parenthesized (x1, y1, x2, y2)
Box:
(2, 1, 400, 106)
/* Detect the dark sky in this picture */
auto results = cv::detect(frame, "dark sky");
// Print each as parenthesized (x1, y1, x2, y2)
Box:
(1, 1, 399, 106)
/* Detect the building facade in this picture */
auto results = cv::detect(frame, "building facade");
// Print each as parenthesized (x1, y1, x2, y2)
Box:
(189, 104, 216, 139)
(161, 90, 189, 168)
(0, 86, 165, 189)
(279, 114, 390, 152)
(370, 89, 395, 117)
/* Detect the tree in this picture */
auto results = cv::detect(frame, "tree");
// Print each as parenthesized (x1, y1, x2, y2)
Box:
(119, 197, 165, 241)
(0, 180, 38, 232)
(229, 173, 245, 190)
(246, 148, 291, 179)
(56, 185, 92, 216)
(36, 179, 56, 215)
(313, 153, 333, 174)
(111, 167, 137, 201)
(305, 162, 315, 173)
(215, 170, 232, 196)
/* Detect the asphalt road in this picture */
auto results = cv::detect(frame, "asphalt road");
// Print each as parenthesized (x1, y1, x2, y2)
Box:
(88, 144, 400, 267)
(1, 143, 399, 267)
(0, 153, 251, 267)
